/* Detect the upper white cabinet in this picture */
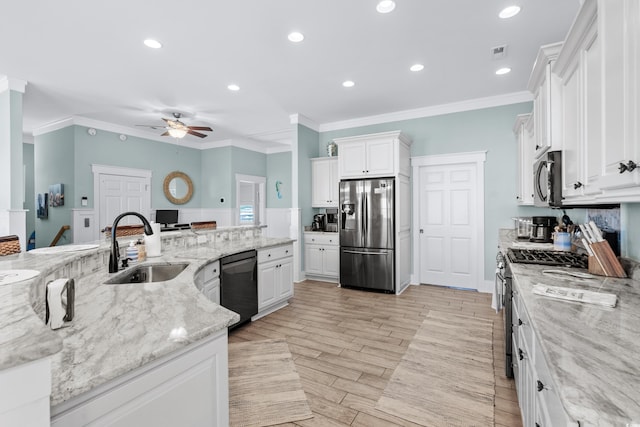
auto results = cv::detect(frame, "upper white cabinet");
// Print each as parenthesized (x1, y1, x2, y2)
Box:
(523, 0, 640, 205)
(334, 130, 411, 179)
(527, 43, 563, 160)
(514, 113, 535, 205)
(596, 0, 640, 199)
(311, 157, 339, 207)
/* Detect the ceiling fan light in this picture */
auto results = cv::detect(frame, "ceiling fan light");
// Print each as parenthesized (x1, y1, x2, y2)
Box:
(168, 128, 188, 138)
(376, 1, 396, 14)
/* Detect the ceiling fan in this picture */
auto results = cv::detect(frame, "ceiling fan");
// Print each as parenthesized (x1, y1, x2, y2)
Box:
(137, 113, 213, 139)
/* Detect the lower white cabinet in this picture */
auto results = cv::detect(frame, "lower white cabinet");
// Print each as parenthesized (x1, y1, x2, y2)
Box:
(257, 244, 294, 313)
(512, 290, 575, 427)
(304, 232, 339, 282)
(0, 357, 51, 427)
(51, 329, 230, 427)
(195, 261, 220, 305)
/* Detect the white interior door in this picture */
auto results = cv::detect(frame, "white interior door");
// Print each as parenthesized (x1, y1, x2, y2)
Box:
(99, 174, 150, 230)
(419, 162, 478, 289)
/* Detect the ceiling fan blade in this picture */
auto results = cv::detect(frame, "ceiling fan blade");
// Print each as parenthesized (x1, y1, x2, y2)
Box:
(187, 130, 207, 138)
(187, 126, 213, 131)
(136, 124, 164, 129)
(160, 131, 171, 137)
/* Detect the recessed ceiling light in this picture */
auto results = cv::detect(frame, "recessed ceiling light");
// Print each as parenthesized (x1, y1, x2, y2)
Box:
(376, 1, 396, 13)
(228, 84, 240, 91)
(410, 64, 425, 72)
(288, 32, 304, 43)
(143, 39, 162, 49)
(342, 80, 355, 88)
(499, 5, 521, 19)
(496, 67, 512, 75)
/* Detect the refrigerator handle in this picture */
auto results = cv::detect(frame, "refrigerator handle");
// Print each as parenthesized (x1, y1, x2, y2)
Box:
(363, 190, 367, 237)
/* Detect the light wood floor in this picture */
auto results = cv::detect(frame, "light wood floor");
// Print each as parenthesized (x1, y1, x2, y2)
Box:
(228, 281, 523, 427)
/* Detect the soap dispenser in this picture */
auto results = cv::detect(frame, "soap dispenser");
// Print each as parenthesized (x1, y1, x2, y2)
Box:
(126, 240, 139, 264)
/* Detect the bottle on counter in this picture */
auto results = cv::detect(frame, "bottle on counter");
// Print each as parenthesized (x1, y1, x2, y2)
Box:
(126, 240, 139, 264)
(136, 239, 146, 262)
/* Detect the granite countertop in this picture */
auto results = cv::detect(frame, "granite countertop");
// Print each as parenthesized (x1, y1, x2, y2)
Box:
(0, 226, 293, 407)
(498, 229, 640, 426)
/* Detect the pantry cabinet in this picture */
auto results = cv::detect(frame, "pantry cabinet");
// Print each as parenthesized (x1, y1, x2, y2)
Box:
(304, 232, 339, 282)
(257, 244, 293, 314)
(311, 157, 339, 207)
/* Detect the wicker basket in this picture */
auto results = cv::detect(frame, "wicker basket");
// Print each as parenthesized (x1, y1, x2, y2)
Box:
(191, 221, 217, 230)
(0, 235, 21, 256)
(103, 225, 145, 238)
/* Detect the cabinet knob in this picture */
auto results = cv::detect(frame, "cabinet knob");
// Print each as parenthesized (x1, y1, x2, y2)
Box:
(573, 181, 583, 189)
(519, 348, 524, 361)
(628, 160, 637, 172)
(535, 144, 541, 150)
(518, 319, 523, 326)
(619, 162, 628, 174)
(268, 254, 271, 257)
(537, 380, 545, 392)
(285, 250, 289, 254)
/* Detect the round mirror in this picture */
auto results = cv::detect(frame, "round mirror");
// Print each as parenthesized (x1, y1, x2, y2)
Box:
(163, 171, 193, 205)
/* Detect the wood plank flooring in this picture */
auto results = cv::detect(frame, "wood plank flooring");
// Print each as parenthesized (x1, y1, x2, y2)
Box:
(228, 281, 523, 427)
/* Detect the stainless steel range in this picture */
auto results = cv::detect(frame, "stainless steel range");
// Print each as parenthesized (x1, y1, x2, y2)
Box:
(507, 248, 588, 269)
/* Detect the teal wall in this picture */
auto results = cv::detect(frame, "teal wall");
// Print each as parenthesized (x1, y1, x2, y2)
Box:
(23, 143, 35, 240)
(34, 127, 75, 247)
(321, 102, 558, 281)
(201, 146, 232, 208)
(73, 127, 202, 209)
(622, 203, 640, 260)
(267, 151, 292, 208)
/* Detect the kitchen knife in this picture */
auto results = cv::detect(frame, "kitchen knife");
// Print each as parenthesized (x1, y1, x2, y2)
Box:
(582, 238, 595, 256)
(588, 221, 604, 242)
(579, 224, 593, 243)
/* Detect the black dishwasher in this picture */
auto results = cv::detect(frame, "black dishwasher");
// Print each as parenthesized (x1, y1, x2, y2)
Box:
(220, 250, 257, 330)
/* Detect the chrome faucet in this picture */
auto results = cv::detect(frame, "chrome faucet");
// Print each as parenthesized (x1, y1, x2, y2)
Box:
(108, 212, 154, 273)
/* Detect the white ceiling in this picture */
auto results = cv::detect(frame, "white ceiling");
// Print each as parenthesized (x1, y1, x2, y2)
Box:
(1, 0, 580, 149)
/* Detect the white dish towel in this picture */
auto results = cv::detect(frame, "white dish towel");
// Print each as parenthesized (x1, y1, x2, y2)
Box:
(532, 283, 617, 308)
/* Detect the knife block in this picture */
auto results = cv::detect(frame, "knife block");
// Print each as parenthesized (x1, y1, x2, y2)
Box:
(587, 241, 626, 278)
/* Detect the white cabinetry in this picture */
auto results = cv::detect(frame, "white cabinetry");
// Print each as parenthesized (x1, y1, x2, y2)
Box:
(0, 357, 51, 427)
(257, 244, 293, 315)
(514, 114, 535, 205)
(51, 330, 229, 427)
(311, 157, 339, 207)
(335, 131, 410, 179)
(304, 232, 339, 282)
(596, 0, 640, 199)
(512, 289, 575, 427)
(195, 260, 220, 305)
(528, 43, 563, 160)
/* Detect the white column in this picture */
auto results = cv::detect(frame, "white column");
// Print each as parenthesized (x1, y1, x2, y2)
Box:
(0, 76, 28, 249)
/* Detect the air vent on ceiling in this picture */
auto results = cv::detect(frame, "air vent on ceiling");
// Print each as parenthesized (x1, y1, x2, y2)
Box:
(492, 45, 508, 60)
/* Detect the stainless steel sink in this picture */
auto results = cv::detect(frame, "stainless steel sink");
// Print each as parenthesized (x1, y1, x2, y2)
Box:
(104, 263, 189, 284)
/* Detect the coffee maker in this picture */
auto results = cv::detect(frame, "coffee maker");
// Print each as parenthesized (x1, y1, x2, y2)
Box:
(325, 208, 338, 232)
(530, 216, 557, 243)
(312, 214, 326, 231)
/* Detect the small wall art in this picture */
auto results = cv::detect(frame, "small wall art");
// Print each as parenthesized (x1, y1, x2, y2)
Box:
(49, 183, 64, 207)
(36, 193, 48, 219)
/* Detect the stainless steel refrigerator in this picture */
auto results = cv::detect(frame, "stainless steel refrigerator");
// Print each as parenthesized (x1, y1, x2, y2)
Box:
(339, 178, 395, 293)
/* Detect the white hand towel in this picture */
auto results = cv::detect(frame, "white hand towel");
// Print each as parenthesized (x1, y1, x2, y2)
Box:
(145, 222, 162, 257)
(47, 278, 68, 329)
(532, 283, 617, 308)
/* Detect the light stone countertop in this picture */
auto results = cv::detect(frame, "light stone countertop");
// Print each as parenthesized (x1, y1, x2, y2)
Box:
(0, 226, 294, 407)
(498, 229, 640, 426)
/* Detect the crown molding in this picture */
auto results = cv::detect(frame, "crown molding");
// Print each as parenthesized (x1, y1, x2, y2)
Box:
(318, 91, 533, 133)
(290, 113, 319, 131)
(0, 76, 27, 94)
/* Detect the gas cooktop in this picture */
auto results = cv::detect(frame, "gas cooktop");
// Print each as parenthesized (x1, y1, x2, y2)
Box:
(507, 248, 588, 269)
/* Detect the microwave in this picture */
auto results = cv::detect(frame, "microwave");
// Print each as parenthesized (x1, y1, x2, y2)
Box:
(533, 150, 563, 207)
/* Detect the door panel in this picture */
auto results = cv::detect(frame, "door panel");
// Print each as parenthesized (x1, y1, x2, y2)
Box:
(363, 178, 394, 249)
(340, 247, 394, 292)
(339, 180, 364, 248)
(100, 174, 149, 230)
(419, 163, 477, 289)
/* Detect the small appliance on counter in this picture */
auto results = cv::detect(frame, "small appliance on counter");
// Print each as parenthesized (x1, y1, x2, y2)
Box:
(325, 208, 338, 232)
(312, 214, 326, 231)
(512, 217, 532, 240)
(530, 216, 556, 243)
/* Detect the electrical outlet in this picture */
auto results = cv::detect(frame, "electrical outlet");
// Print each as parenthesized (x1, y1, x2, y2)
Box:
(84, 218, 90, 227)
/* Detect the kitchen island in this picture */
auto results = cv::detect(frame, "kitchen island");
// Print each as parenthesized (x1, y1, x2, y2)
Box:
(498, 229, 640, 426)
(0, 225, 293, 426)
